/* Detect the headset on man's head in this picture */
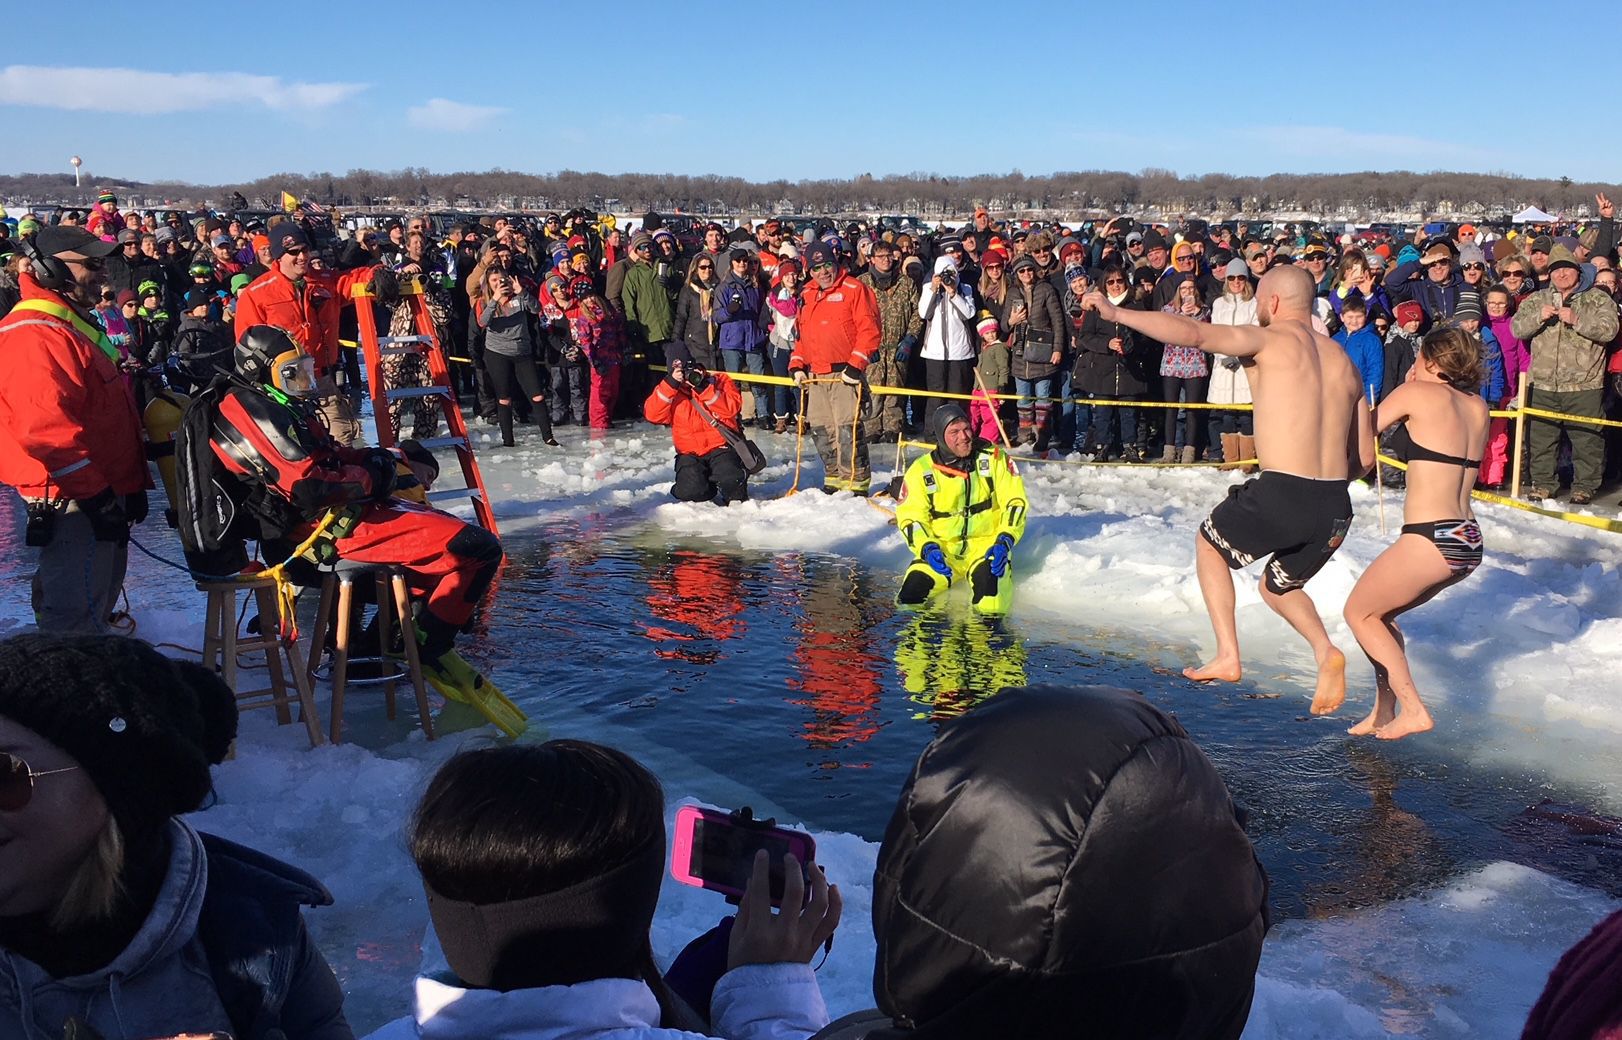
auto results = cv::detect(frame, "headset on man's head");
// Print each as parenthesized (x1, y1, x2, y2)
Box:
(16, 235, 72, 292)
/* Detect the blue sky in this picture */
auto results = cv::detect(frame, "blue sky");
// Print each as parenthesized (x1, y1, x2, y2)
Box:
(3, 0, 1617, 186)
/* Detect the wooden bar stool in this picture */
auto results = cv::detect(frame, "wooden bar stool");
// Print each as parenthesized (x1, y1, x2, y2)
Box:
(197, 576, 325, 746)
(304, 560, 436, 744)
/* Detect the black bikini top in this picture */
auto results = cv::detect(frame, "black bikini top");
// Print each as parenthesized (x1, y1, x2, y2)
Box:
(1389, 423, 1480, 469)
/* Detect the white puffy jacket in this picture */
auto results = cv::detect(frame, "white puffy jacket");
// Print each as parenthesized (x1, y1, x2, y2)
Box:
(1207, 293, 1256, 406)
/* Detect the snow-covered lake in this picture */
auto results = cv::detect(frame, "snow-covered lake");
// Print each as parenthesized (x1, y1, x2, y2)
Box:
(3, 415, 1618, 1039)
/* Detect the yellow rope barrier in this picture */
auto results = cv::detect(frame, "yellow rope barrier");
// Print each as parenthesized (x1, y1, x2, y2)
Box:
(1376, 454, 1621, 535)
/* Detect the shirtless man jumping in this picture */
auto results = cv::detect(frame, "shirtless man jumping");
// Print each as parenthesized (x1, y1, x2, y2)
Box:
(1083, 266, 1371, 714)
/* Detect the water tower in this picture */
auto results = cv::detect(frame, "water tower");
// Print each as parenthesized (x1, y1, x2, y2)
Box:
(70, 156, 82, 188)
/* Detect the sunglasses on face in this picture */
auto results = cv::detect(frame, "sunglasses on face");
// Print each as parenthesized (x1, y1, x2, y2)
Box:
(1105, 278, 1127, 285)
(1501, 270, 1525, 277)
(67, 255, 106, 271)
(695, 263, 713, 270)
(1464, 263, 1485, 271)
(0, 752, 80, 811)
(810, 261, 835, 272)
(283, 247, 308, 257)
(1426, 259, 1449, 268)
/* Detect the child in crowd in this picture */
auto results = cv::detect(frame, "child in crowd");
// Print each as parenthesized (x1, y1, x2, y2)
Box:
(969, 313, 1010, 444)
(1482, 285, 1531, 489)
(1333, 297, 1384, 405)
(570, 286, 626, 431)
(765, 258, 802, 433)
(1383, 300, 1425, 400)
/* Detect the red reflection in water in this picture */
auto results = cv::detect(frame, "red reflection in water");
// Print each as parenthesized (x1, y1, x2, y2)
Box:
(640, 551, 746, 662)
(787, 568, 883, 749)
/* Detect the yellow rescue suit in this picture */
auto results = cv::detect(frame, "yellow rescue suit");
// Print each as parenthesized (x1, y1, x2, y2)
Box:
(894, 441, 1028, 614)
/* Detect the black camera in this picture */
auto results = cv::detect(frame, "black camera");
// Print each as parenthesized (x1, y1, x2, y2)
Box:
(24, 499, 56, 547)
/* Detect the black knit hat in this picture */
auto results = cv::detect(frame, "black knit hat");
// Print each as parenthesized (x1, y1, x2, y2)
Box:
(0, 634, 237, 842)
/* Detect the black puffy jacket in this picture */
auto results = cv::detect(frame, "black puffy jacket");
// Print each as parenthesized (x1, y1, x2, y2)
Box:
(817, 685, 1271, 1040)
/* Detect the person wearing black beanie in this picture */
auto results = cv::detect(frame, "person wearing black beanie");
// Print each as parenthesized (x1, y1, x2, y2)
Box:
(0, 632, 353, 1040)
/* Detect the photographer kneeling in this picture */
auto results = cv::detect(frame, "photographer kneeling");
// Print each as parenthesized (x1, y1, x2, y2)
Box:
(644, 342, 751, 505)
(366, 741, 840, 1039)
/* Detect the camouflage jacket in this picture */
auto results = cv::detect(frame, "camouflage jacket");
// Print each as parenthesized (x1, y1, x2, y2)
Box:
(859, 271, 923, 348)
(1511, 284, 1619, 392)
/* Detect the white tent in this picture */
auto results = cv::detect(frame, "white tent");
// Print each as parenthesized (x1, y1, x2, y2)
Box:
(1512, 205, 1555, 224)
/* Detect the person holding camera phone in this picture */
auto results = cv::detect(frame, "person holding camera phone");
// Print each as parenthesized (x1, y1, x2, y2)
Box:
(366, 741, 840, 1040)
(1002, 255, 1066, 448)
(644, 342, 751, 505)
(477, 267, 558, 448)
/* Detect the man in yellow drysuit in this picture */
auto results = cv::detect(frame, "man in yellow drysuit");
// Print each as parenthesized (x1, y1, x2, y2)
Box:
(894, 402, 1028, 614)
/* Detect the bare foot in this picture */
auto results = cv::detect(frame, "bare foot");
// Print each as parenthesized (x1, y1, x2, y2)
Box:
(1347, 703, 1394, 736)
(1376, 708, 1434, 741)
(1184, 657, 1242, 683)
(1309, 648, 1347, 715)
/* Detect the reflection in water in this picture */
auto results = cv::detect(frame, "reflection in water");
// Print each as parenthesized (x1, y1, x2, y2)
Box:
(893, 611, 1028, 721)
(640, 550, 746, 663)
(786, 558, 886, 750)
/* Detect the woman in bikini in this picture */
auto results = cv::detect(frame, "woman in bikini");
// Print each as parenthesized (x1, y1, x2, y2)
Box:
(1344, 327, 1490, 740)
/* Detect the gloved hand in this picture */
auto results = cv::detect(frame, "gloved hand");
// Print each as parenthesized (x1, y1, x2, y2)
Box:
(664, 359, 688, 392)
(78, 487, 128, 543)
(894, 335, 916, 364)
(984, 533, 1014, 578)
(124, 490, 149, 526)
(724, 288, 743, 314)
(840, 363, 863, 386)
(921, 543, 952, 578)
(364, 448, 398, 500)
(792, 369, 808, 386)
(367, 266, 401, 303)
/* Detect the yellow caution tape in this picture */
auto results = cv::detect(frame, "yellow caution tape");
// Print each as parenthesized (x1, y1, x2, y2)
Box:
(1518, 406, 1622, 430)
(1376, 454, 1621, 535)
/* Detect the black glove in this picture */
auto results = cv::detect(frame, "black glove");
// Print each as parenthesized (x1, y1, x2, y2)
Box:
(367, 266, 401, 303)
(78, 487, 128, 543)
(124, 490, 149, 525)
(840, 363, 863, 386)
(363, 448, 398, 500)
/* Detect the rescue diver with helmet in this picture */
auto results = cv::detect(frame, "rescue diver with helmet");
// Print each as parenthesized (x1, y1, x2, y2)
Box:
(197, 324, 508, 711)
(893, 403, 1028, 614)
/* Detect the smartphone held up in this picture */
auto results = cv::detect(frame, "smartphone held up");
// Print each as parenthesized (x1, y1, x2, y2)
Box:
(670, 805, 816, 909)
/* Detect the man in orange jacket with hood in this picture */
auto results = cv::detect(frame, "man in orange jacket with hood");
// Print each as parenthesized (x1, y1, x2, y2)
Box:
(643, 341, 749, 504)
(0, 226, 151, 632)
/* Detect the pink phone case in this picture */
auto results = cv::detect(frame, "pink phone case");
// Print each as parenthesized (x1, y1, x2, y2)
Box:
(670, 805, 706, 889)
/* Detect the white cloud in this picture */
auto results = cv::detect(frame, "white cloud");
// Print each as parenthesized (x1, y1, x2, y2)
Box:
(0, 65, 365, 114)
(406, 98, 508, 132)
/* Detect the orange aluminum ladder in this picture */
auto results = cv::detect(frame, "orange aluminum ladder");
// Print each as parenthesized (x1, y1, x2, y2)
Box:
(352, 277, 499, 536)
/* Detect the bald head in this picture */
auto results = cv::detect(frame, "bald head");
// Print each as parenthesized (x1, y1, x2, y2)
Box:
(1255, 265, 1314, 326)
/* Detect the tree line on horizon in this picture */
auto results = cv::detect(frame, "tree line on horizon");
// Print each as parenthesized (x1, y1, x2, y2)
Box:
(4, 167, 1618, 219)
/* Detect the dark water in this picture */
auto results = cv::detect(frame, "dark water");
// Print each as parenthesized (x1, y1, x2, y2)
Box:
(476, 517, 1622, 922)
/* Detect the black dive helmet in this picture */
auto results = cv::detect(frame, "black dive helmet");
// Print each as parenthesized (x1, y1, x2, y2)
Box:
(235, 324, 317, 397)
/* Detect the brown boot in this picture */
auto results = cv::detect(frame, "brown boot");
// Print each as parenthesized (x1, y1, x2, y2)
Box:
(1217, 432, 1243, 470)
(1160, 444, 1177, 463)
(774, 416, 788, 435)
(1179, 445, 1197, 464)
(1236, 434, 1258, 474)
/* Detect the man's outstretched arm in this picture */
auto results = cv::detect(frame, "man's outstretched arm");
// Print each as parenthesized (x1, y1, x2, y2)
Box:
(1080, 291, 1266, 357)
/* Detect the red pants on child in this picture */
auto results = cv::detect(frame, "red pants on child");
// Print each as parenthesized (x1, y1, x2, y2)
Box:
(589, 366, 621, 429)
(969, 389, 1002, 444)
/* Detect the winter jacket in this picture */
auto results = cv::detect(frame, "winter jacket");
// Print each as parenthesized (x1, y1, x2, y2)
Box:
(573, 308, 628, 372)
(1333, 327, 1384, 403)
(1478, 326, 1507, 402)
(1207, 293, 1256, 406)
(918, 259, 976, 362)
(621, 262, 675, 349)
(644, 370, 743, 457)
(1511, 283, 1619, 392)
(0, 820, 351, 1040)
(0, 277, 149, 499)
(895, 440, 1027, 563)
(104, 251, 166, 299)
(1330, 280, 1394, 323)
(712, 271, 767, 353)
(1071, 295, 1151, 396)
(363, 963, 828, 1040)
(766, 286, 800, 351)
(235, 263, 379, 372)
(789, 270, 880, 375)
(973, 338, 1011, 396)
(1002, 277, 1065, 381)
(1383, 260, 1462, 328)
(672, 280, 721, 370)
(857, 270, 922, 352)
(1381, 329, 1421, 401)
(85, 202, 121, 241)
(1487, 313, 1530, 400)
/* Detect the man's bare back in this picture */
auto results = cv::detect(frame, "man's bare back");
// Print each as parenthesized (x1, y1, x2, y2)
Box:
(1082, 266, 1369, 713)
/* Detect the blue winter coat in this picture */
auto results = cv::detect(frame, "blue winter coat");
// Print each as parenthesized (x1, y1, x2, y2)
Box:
(1334, 327, 1385, 403)
(1478, 326, 1507, 402)
(1383, 261, 1462, 327)
(712, 273, 767, 353)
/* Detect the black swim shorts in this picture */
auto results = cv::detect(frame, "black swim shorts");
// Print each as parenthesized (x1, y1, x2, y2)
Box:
(1200, 471, 1353, 595)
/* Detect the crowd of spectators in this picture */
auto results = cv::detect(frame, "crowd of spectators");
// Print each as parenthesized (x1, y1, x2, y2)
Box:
(3, 194, 1618, 503)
